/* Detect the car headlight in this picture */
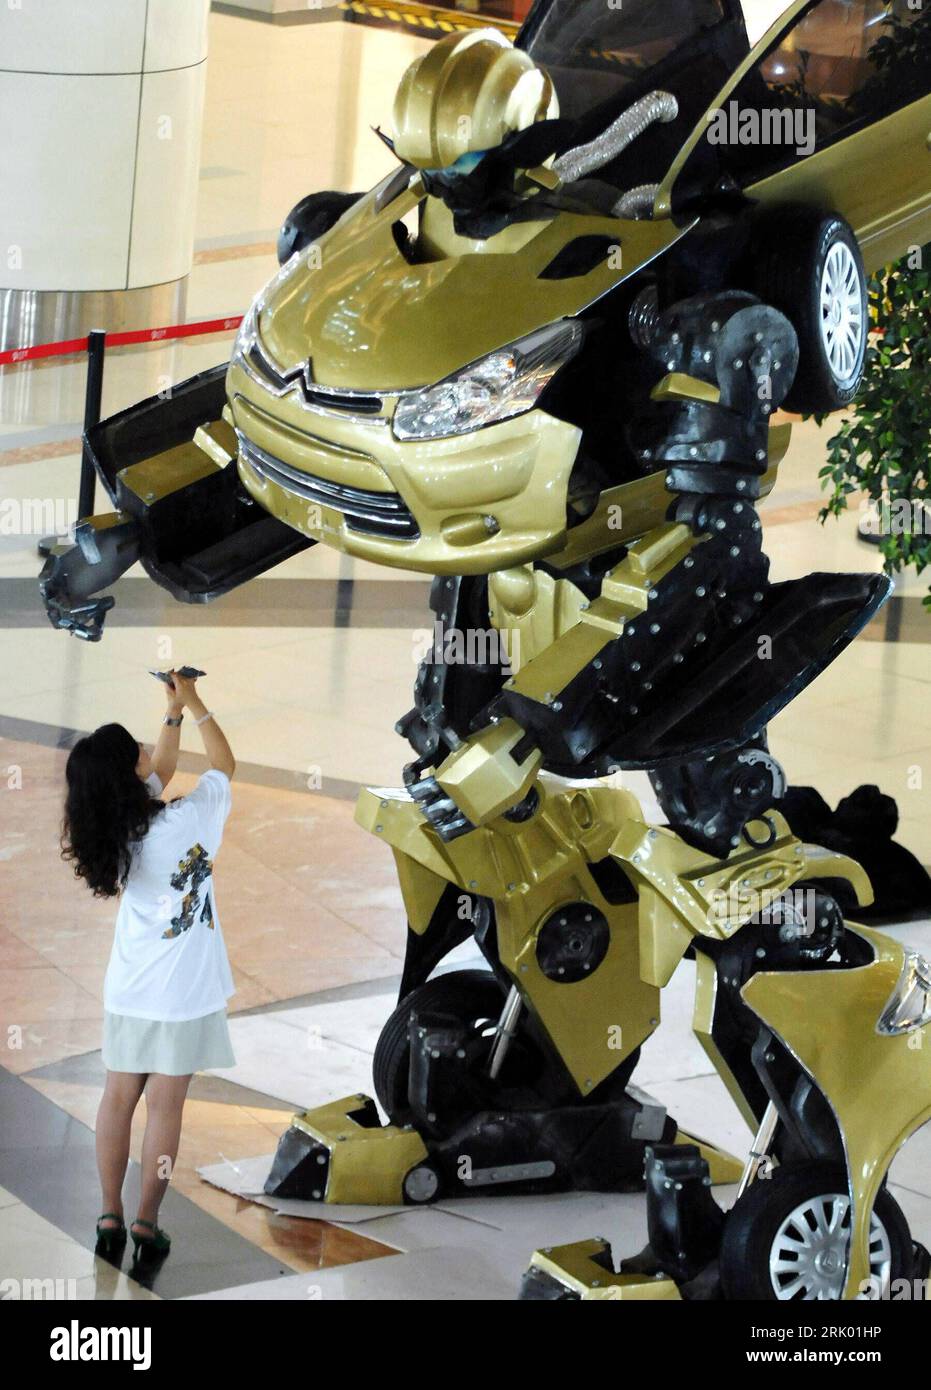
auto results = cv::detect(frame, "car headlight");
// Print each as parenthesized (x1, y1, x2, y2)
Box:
(392, 320, 584, 442)
(878, 951, 931, 1036)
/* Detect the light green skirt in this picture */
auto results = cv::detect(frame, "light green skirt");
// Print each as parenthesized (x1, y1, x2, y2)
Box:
(103, 1008, 235, 1076)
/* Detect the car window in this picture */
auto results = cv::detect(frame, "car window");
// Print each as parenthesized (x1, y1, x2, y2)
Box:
(518, 0, 733, 119)
(719, 0, 930, 185)
(518, 0, 749, 196)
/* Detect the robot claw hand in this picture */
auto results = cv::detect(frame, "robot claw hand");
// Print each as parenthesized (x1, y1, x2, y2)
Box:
(38, 514, 141, 642)
(405, 717, 543, 842)
(41, 592, 115, 642)
(407, 772, 476, 842)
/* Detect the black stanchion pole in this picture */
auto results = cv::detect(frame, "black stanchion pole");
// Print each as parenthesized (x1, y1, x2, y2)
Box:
(37, 328, 108, 558)
(78, 328, 106, 520)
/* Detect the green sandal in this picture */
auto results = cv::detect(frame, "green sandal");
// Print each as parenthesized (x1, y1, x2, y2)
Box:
(95, 1213, 127, 1254)
(130, 1219, 171, 1259)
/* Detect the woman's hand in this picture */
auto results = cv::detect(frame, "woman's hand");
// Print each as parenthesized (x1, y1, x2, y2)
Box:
(164, 678, 184, 718)
(167, 671, 198, 711)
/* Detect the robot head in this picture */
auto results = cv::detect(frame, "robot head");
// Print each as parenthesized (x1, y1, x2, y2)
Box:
(391, 28, 558, 174)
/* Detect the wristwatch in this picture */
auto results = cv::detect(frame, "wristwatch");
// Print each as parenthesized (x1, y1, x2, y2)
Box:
(164, 713, 184, 728)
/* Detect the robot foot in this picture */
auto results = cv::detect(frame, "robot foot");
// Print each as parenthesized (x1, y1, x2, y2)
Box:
(263, 1094, 742, 1206)
(522, 1150, 931, 1302)
(521, 1143, 726, 1301)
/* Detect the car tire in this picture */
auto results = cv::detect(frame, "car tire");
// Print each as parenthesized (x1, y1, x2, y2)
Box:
(720, 1163, 914, 1301)
(747, 210, 868, 415)
(373, 968, 641, 1123)
(372, 970, 509, 1121)
(276, 190, 362, 265)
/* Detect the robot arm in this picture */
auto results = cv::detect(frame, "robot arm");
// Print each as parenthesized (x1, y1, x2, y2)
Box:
(408, 522, 696, 841)
(38, 368, 314, 640)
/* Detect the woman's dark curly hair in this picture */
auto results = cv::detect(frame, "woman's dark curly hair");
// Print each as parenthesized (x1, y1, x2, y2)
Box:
(62, 723, 164, 898)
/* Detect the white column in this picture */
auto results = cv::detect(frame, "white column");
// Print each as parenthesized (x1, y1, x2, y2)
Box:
(0, 0, 210, 347)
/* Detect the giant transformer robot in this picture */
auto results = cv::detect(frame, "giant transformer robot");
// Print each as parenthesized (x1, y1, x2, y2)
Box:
(40, 5, 931, 1299)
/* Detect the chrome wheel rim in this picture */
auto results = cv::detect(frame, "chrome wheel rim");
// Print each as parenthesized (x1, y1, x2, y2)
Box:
(769, 1192, 892, 1300)
(820, 242, 863, 385)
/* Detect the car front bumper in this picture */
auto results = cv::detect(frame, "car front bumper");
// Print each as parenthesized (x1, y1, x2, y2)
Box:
(227, 358, 584, 576)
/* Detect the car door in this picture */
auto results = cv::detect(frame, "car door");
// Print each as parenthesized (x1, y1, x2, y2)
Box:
(658, 0, 931, 272)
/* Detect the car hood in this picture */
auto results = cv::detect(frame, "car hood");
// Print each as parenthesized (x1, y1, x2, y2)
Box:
(257, 182, 689, 394)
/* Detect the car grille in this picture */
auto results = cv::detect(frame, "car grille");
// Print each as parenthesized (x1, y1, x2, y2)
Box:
(238, 435, 419, 540)
(246, 342, 384, 416)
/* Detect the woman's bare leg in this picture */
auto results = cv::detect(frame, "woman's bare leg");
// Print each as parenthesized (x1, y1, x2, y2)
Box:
(96, 1070, 147, 1228)
(134, 1072, 193, 1230)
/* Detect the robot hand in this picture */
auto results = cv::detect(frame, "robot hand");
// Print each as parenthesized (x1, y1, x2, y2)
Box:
(408, 717, 542, 842)
(407, 774, 475, 842)
(39, 514, 141, 641)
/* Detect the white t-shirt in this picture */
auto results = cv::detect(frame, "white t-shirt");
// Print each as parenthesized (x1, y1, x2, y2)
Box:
(103, 770, 235, 1022)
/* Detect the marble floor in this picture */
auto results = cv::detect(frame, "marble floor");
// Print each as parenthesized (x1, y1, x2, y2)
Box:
(1, 2, 930, 1302)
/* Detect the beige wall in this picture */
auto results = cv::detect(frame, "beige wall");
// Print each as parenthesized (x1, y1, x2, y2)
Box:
(740, 0, 795, 44)
(218, 0, 342, 13)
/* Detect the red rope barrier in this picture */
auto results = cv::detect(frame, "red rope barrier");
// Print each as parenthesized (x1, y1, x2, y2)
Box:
(0, 314, 244, 367)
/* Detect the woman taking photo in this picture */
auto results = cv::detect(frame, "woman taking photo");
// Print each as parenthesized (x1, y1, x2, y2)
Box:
(61, 672, 236, 1262)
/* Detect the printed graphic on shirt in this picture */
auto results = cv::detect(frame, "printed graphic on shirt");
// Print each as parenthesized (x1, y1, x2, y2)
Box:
(162, 843, 215, 939)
